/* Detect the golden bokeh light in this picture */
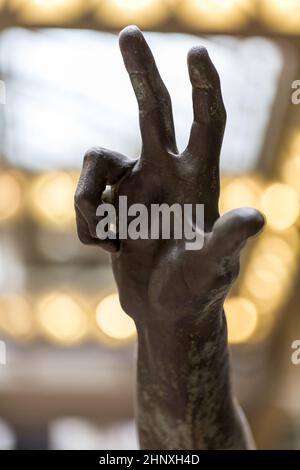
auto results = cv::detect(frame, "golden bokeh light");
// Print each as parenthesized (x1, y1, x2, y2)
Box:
(96, 293, 136, 345)
(280, 225, 300, 255)
(37, 292, 88, 345)
(240, 229, 299, 320)
(259, 0, 300, 34)
(225, 296, 257, 344)
(28, 172, 77, 231)
(0, 170, 24, 223)
(247, 311, 274, 344)
(244, 252, 289, 306)
(281, 155, 300, 196)
(219, 176, 262, 215)
(261, 183, 299, 231)
(96, 0, 172, 28)
(10, 0, 86, 24)
(255, 232, 297, 265)
(289, 132, 300, 155)
(0, 294, 35, 341)
(178, 0, 255, 31)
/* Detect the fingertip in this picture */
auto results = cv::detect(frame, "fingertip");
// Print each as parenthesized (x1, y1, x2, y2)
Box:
(187, 46, 219, 89)
(242, 207, 266, 237)
(187, 46, 209, 65)
(119, 25, 142, 50)
(225, 207, 265, 239)
(119, 25, 153, 73)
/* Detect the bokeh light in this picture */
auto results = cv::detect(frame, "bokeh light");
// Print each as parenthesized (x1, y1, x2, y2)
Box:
(219, 176, 263, 215)
(281, 155, 300, 196)
(0, 294, 35, 341)
(261, 183, 299, 231)
(289, 131, 300, 155)
(256, 231, 298, 265)
(96, 0, 172, 28)
(240, 229, 299, 334)
(260, 0, 300, 34)
(10, 0, 86, 24)
(28, 172, 77, 231)
(37, 291, 88, 345)
(96, 293, 136, 345)
(0, 170, 24, 223)
(178, 0, 255, 31)
(225, 296, 258, 344)
(244, 249, 289, 307)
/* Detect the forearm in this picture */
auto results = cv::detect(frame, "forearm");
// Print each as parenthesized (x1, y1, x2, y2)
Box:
(135, 308, 254, 450)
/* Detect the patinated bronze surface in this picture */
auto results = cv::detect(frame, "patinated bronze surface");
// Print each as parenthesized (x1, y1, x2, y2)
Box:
(75, 26, 265, 450)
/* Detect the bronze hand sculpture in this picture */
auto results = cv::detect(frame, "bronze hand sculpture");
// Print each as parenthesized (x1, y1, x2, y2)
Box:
(75, 26, 265, 450)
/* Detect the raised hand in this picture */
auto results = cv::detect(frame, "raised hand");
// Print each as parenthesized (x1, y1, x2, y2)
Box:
(75, 26, 264, 450)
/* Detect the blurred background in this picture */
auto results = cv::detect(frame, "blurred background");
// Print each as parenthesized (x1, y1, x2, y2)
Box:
(0, 0, 300, 450)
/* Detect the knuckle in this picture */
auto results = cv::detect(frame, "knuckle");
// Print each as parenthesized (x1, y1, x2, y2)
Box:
(74, 191, 94, 220)
(74, 188, 86, 208)
(75, 219, 95, 246)
(78, 231, 93, 246)
(210, 100, 226, 126)
(83, 147, 106, 165)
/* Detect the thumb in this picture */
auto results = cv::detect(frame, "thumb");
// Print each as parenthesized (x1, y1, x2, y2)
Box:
(208, 207, 265, 257)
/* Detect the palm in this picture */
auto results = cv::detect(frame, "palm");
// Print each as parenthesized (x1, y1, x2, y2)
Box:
(75, 26, 264, 322)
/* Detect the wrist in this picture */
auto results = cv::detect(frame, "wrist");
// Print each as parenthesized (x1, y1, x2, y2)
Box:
(135, 303, 226, 346)
(136, 307, 229, 386)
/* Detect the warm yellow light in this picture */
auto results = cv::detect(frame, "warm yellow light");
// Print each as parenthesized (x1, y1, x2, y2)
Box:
(220, 176, 262, 215)
(225, 297, 257, 344)
(178, 0, 254, 31)
(249, 312, 274, 343)
(260, 0, 300, 34)
(37, 292, 88, 344)
(244, 254, 288, 303)
(0, 294, 35, 341)
(0, 171, 24, 223)
(240, 231, 298, 316)
(290, 132, 300, 155)
(96, 293, 136, 345)
(112, 0, 159, 10)
(261, 183, 299, 231)
(280, 226, 300, 255)
(253, 252, 288, 280)
(28, 172, 77, 231)
(255, 233, 296, 265)
(282, 155, 300, 196)
(10, 0, 85, 24)
(96, 0, 172, 28)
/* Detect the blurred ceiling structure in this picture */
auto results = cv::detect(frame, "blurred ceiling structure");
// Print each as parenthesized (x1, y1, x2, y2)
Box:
(0, 28, 289, 172)
(0, 0, 299, 35)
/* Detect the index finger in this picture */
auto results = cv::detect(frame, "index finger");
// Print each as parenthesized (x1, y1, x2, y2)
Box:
(119, 25, 177, 156)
